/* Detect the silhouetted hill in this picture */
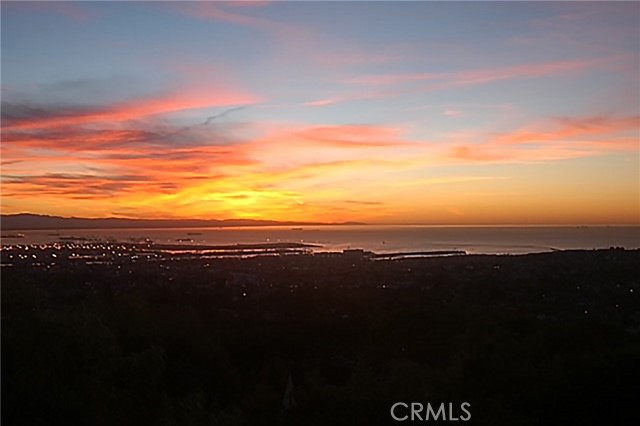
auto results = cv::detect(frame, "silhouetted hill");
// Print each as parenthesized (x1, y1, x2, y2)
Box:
(0, 213, 364, 230)
(2, 247, 638, 425)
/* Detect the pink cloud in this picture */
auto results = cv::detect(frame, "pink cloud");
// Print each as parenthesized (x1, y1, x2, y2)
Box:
(347, 56, 624, 92)
(347, 72, 444, 86)
(448, 115, 639, 163)
(180, 2, 275, 30)
(444, 109, 463, 118)
(303, 98, 342, 107)
(294, 124, 408, 148)
(448, 57, 604, 87)
(301, 92, 385, 107)
(491, 115, 639, 146)
(175, 1, 308, 42)
(3, 88, 260, 131)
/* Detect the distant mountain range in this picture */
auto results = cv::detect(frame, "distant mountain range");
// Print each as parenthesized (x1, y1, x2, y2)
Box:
(1, 214, 364, 230)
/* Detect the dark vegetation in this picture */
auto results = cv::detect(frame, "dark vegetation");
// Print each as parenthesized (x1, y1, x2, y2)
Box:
(2, 248, 639, 425)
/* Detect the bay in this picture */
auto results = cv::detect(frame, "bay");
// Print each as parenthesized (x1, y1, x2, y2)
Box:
(3, 225, 639, 255)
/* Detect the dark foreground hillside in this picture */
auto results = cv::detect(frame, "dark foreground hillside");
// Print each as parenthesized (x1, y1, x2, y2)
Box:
(2, 248, 639, 425)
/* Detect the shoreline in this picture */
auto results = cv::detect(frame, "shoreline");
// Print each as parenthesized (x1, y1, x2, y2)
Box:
(1, 240, 637, 266)
(2, 226, 638, 258)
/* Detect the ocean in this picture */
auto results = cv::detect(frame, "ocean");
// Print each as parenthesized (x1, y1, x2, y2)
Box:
(2, 225, 639, 255)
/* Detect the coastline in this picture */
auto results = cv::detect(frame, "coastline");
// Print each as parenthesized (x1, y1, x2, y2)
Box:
(1, 225, 639, 256)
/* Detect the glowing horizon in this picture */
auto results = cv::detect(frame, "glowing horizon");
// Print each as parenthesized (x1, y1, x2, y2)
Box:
(1, 1, 639, 225)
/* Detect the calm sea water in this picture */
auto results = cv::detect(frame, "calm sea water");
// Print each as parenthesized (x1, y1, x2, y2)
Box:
(3, 225, 639, 255)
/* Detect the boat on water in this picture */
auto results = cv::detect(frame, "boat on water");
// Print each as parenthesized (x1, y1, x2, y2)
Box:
(291, 227, 303, 231)
(187, 232, 203, 235)
(176, 238, 194, 243)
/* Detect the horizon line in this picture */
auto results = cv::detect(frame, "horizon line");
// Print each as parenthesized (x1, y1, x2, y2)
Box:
(1, 212, 639, 228)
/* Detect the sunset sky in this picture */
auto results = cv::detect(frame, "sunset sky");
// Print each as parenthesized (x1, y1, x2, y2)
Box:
(1, 1, 639, 224)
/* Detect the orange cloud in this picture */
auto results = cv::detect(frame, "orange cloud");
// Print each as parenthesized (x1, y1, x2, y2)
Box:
(3, 86, 636, 223)
(293, 124, 406, 147)
(449, 115, 639, 163)
(2, 116, 431, 221)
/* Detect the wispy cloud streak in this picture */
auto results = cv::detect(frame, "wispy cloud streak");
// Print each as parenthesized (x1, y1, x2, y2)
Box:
(449, 115, 639, 163)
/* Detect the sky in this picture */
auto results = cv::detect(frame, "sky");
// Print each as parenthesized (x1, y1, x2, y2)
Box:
(1, 1, 639, 225)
